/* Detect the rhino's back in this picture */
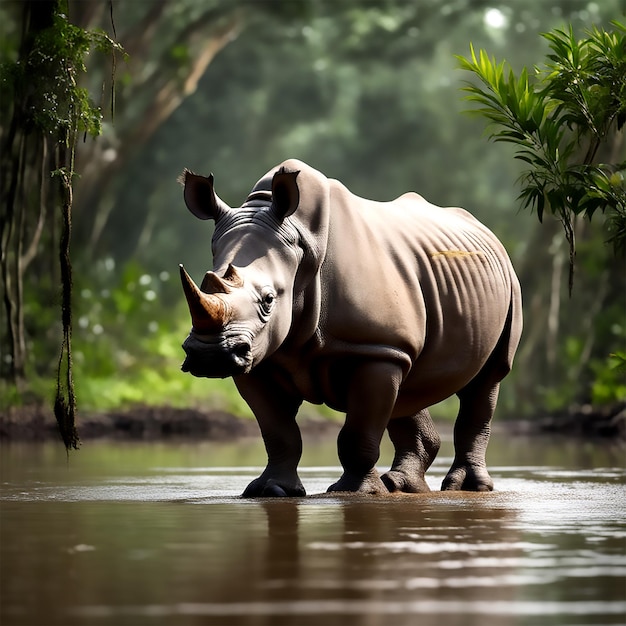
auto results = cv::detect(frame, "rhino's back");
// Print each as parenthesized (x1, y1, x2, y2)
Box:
(318, 184, 518, 408)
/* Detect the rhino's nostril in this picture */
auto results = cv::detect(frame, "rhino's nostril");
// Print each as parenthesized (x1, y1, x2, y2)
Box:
(233, 342, 251, 360)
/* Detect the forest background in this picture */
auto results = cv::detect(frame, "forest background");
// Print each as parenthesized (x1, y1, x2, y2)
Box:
(1, 0, 624, 427)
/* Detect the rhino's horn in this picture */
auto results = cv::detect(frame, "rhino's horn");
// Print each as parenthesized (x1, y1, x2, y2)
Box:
(201, 271, 232, 294)
(199, 264, 244, 294)
(223, 264, 244, 288)
(179, 265, 230, 333)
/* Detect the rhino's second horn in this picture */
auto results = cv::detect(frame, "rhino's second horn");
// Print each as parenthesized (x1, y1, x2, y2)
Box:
(199, 264, 244, 294)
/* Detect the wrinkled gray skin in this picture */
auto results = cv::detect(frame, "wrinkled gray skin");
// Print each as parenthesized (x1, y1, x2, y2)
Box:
(180, 159, 523, 497)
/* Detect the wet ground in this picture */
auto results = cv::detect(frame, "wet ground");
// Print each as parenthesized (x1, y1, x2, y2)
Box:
(1, 434, 625, 626)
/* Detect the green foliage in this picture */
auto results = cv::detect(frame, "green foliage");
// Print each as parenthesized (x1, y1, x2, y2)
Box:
(70, 259, 252, 416)
(591, 351, 626, 404)
(458, 22, 626, 264)
(0, 10, 123, 139)
(457, 20, 626, 412)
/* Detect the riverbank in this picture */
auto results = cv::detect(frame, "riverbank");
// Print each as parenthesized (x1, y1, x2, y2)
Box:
(1, 401, 624, 443)
(0, 404, 341, 443)
(532, 401, 625, 440)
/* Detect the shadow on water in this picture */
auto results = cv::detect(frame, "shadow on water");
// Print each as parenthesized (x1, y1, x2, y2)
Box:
(1, 434, 625, 626)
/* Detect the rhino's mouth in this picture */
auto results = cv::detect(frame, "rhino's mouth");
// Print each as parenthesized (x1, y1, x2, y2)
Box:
(181, 334, 253, 378)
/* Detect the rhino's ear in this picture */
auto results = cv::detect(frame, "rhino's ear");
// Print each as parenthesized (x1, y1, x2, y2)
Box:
(271, 167, 300, 220)
(179, 169, 230, 221)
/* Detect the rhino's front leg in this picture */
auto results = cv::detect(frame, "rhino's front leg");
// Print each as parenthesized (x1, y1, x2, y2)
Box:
(234, 365, 305, 498)
(328, 360, 404, 495)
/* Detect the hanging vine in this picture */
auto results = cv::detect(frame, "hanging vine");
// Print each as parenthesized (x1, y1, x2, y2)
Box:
(0, 0, 124, 449)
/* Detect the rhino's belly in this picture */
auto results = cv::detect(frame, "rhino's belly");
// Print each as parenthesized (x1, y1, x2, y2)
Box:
(284, 344, 413, 412)
(297, 303, 506, 415)
(393, 361, 482, 416)
(283, 330, 495, 415)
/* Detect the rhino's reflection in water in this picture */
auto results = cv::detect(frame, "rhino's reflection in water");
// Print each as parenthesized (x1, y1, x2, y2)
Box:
(252, 497, 524, 625)
(1, 440, 625, 626)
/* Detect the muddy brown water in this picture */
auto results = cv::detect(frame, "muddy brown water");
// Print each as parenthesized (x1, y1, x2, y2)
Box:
(1, 432, 625, 626)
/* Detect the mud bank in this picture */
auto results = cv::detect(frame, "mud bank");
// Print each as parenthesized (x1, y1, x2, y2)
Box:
(0, 404, 340, 443)
(1, 402, 623, 443)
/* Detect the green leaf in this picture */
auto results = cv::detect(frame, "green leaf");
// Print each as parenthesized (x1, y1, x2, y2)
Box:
(458, 22, 626, 256)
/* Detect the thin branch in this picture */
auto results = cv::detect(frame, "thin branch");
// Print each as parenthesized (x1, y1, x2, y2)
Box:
(120, 0, 167, 59)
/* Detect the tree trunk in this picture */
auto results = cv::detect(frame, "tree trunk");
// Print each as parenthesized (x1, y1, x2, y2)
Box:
(0, 1, 60, 384)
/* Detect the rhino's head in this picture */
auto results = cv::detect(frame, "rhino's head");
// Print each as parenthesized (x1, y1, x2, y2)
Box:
(179, 162, 325, 378)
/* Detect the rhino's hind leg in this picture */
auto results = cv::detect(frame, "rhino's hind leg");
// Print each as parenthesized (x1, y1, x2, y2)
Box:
(381, 409, 441, 493)
(443, 293, 520, 492)
(327, 361, 404, 495)
(442, 377, 500, 492)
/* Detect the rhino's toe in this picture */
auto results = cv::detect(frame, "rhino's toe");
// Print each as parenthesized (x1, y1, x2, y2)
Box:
(260, 482, 288, 497)
(441, 465, 494, 492)
(381, 470, 430, 494)
(242, 476, 306, 498)
(327, 470, 389, 495)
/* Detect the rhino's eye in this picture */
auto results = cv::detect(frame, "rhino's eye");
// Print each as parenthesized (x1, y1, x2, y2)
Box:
(260, 288, 276, 315)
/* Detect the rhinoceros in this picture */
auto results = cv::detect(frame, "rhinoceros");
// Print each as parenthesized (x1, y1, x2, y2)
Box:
(179, 159, 522, 497)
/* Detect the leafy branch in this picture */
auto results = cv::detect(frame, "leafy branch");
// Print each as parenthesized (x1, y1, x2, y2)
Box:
(458, 21, 626, 293)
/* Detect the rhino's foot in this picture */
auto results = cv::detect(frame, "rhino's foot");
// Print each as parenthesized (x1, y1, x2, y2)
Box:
(441, 463, 494, 492)
(327, 469, 389, 495)
(242, 475, 306, 498)
(381, 469, 431, 494)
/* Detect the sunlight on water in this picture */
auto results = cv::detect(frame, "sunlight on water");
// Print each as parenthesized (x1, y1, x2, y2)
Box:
(69, 599, 626, 619)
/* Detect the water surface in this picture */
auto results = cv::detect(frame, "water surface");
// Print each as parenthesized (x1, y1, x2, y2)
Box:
(1, 433, 625, 626)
